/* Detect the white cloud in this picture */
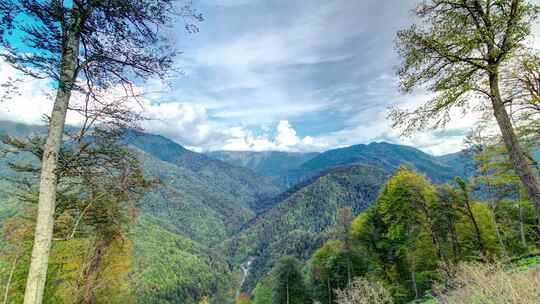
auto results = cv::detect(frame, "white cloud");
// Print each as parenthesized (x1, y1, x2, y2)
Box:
(276, 120, 300, 147)
(5, 0, 536, 157)
(142, 102, 214, 146)
(0, 58, 479, 156)
(0, 62, 52, 125)
(221, 120, 327, 152)
(0, 60, 328, 153)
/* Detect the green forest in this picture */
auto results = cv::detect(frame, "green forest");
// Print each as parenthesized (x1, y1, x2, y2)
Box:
(1, 0, 540, 304)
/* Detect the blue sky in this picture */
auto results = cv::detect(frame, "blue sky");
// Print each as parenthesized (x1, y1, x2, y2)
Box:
(143, 0, 471, 154)
(1, 0, 539, 155)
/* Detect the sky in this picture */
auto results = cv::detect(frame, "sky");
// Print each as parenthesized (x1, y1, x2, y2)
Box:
(1, 0, 539, 155)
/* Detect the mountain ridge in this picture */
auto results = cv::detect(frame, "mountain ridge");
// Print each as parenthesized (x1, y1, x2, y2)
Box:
(207, 142, 469, 187)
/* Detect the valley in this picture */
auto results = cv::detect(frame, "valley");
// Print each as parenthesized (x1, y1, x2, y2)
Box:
(0, 120, 477, 303)
(1, 1, 540, 303)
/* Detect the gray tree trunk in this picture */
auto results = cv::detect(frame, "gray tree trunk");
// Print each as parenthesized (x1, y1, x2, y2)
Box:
(489, 71, 540, 232)
(23, 21, 81, 304)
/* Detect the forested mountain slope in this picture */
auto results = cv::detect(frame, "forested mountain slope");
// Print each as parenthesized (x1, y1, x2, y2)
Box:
(0, 120, 480, 303)
(227, 165, 389, 291)
(0, 121, 281, 243)
(206, 150, 318, 187)
(125, 131, 282, 213)
(132, 215, 235, 303)
(0, 121, 281, 303)
(290, 142, 464, 184)
(207, 142, 470, 188)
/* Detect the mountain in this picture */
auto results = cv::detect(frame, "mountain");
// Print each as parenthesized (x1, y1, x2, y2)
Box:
(0, 122, 281, 244)
(0, 120, 47, 138)
(208, 142, 469, 189)
(0, 121, 281, 303)
(290, 142, 465, 184)
(0, 120, 477, 302)
(436, 150, 476, 178)
(132, 215, 235, 303)
(124, 131, 282, 215)
(227, 165, 389, 291)
(206, 150, 318, 187)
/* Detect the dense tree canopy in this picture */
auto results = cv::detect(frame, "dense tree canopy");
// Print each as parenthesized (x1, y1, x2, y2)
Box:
(392, 0, 540, 226)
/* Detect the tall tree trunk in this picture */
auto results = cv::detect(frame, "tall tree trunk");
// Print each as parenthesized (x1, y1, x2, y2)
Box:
(465, 200, 486, 257)
(489, 197, 507, 256)
(345, 239, 351, 287)
(492, 209, 506, 256)
(489, 71, 540, 232)
(23, 19, 82, 304)
(447, 211, 461, 260)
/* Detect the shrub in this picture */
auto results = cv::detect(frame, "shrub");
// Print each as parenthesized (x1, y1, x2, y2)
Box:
(335, 277, 393, 304)
(435, 262, 540, 304)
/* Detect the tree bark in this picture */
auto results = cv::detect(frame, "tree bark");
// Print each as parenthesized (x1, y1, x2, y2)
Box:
(489, 71, 540, 232)
(23, 16, 82, 304)
(489, 196, 507, 256)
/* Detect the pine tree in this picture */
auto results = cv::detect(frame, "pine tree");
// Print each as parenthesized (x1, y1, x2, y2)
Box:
(0, 127, 153, 303)
(0, 2, 201, 303)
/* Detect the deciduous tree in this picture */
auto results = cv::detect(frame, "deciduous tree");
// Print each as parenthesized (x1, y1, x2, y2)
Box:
(392, 0, 540, 224)
(271, 256, 309, 304)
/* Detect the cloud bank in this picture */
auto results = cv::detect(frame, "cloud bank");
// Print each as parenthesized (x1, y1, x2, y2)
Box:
(5, 0, 534, 155)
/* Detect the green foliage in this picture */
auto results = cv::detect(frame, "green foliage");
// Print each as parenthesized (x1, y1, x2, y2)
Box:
(0, 121, 281, 302)
(252, 276, 273, 304)
(351, 168, 443, 302)
(391, 0, 540, 133)
(131, 215, 234, 304)
(309, 240, 368, 304)
(230, 165, 388, 291)
(271, 256, 309, 304)
(512, 253, 540, 271)
(325, 168, 538, 303)
(0, 126, 152, 303)
(290, 142, 465, 185)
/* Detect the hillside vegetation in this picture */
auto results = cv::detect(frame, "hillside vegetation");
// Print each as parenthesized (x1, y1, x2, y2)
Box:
(228, 165, 389, 291)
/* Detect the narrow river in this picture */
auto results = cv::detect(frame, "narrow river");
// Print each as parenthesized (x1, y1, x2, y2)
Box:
(236, 257, 254, 299)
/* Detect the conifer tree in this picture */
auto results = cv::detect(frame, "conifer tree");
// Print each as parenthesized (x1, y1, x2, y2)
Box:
(0, 2, 201, 303)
